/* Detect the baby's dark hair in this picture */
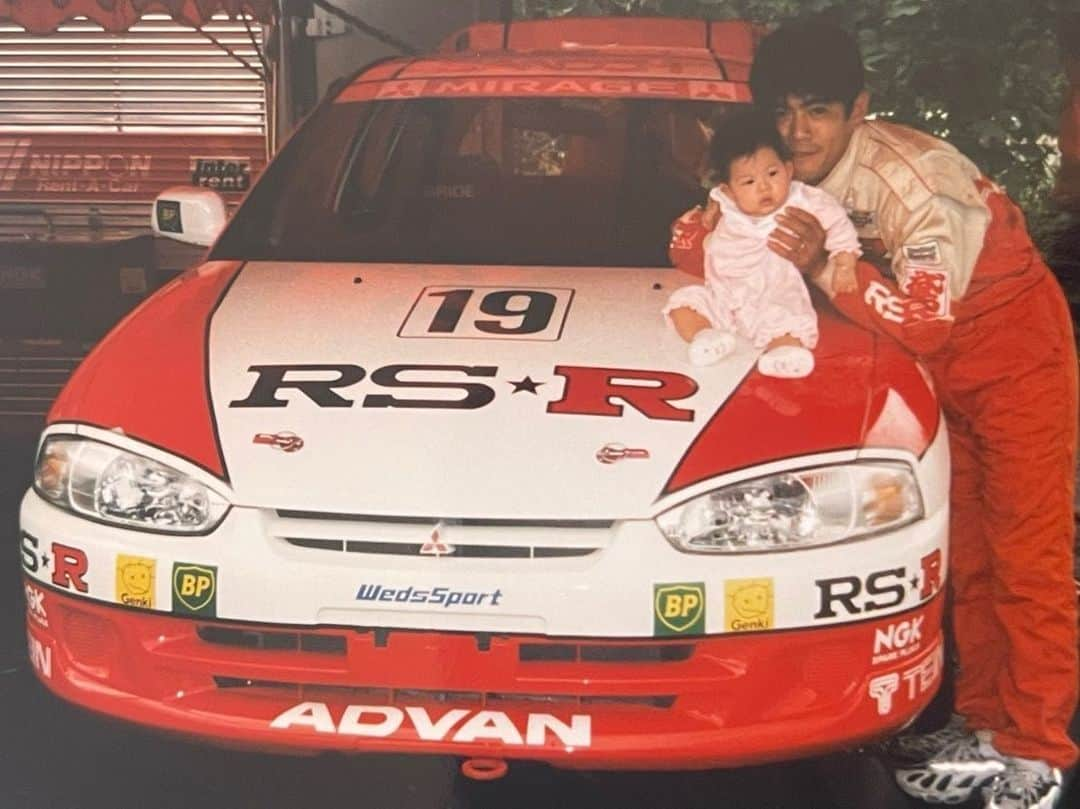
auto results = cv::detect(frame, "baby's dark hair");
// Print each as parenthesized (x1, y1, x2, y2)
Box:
(708, 107, 792, 183)
(750, 19, 865, 114)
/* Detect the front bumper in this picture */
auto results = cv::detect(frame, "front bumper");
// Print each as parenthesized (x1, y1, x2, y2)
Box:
(20, 423, 949, 767)
(25, 583, 944, 768)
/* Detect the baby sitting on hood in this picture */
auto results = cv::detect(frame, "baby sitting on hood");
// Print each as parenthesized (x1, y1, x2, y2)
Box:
(664, 108, 860, 378)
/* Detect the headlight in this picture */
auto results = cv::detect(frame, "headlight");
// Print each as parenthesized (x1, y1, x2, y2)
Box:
(655, 462, 923, 553)
(34, 436, 229, 534)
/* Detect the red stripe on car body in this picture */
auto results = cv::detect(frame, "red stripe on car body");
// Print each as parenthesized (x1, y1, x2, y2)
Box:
(48, 261, 244, 480)
(663, 312, 939, 496)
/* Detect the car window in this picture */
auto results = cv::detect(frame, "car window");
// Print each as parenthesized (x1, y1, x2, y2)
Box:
(213, 96, 733, 267)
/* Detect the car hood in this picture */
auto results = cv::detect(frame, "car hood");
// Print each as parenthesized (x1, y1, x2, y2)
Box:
(206, 263, 880, 519)
(52, 261, 937, 520)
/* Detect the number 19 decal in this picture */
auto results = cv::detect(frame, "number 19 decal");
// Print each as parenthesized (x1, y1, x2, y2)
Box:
(398, 286, 574, 341)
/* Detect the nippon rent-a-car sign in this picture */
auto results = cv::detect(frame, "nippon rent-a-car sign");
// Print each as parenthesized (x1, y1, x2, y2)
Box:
(0, 134, 263, 199)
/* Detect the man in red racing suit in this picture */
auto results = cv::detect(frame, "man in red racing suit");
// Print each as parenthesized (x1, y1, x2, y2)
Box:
(671, 20, 1078, 809)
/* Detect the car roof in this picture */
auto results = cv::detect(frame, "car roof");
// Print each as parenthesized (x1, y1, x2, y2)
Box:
(335, 17, 759, 104)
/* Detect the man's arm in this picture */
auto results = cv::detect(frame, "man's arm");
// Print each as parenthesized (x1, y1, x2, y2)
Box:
(826, 190, 988, 355)
(668, 199, 720, 275)
(773, 190, 989, 356)
(825, 259, 954, 355)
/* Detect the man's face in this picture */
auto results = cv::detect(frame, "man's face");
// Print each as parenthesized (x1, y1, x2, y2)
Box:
(772, 91, 868, 185)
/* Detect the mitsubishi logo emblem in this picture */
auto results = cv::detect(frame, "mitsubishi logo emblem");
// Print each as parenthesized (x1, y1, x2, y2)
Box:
(420, 522, 456, 556)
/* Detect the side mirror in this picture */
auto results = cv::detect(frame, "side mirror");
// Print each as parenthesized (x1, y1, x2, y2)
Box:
(152, 187, 227, 247)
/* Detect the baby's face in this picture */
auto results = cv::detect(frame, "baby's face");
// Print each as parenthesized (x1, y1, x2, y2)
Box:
(719, 146, 794, 217)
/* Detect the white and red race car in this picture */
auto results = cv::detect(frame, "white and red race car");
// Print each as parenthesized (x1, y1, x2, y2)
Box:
(20, 17, 948, 771)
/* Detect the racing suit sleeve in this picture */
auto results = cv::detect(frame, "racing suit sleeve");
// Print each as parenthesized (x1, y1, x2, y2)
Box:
(668, 207, 708, 276)
(813, 187, 989, 356)
(816, 196, 861, 257)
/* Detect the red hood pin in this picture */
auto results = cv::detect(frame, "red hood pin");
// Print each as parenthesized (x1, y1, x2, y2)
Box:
(596, 443, 650, 464)
(253, 432, 304, 453)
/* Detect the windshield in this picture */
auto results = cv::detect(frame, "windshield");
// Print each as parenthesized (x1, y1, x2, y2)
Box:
(211, 96, 737, 267)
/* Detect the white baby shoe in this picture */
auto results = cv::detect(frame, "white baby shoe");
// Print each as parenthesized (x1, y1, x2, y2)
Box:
(689, 329, 737, 366)
(757, 344, 814, 378)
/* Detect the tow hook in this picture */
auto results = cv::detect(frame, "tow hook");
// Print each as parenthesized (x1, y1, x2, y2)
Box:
(461, 757, 509, 780)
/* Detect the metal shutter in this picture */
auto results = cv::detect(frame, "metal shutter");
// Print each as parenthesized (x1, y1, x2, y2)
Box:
(0, 12, 265, 133)
(0, 14, 269, 430)
(0, 13, 267, 241)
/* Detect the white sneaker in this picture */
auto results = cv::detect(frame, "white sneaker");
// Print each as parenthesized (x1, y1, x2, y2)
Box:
(688, 328, 736, 366)
(757, 344, 814, 378)
(895, 730, 1006, 804)
(982, 758, 1062, 809)
(885, 714, 970, 766)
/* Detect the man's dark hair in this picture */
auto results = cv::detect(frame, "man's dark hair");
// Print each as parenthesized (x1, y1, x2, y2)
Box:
(709, 107, 792, 183)
(749, 19, 865, 114)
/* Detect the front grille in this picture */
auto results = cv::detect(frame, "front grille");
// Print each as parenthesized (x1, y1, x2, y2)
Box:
(211, 678, 675, 709)
(273, 511, 612, 559)
(276, 511, 613, 529)
(60, 605, 118, 666)
(283, 537, 594, 559)
(197, 626, 346, 655)
(519, 642, 695, 663)
(198, 626, 696, 665)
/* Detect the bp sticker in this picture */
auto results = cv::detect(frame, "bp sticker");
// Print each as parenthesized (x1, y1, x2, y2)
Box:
(653, 582, 705, 636)
(172, 563, 217, 617)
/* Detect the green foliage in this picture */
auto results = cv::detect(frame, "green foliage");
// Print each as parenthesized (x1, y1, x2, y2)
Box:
(515, 0, 1073, 252)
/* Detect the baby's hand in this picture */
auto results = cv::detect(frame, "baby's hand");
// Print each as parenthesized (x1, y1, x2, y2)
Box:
(689, 328, 736, 366)
(830, 252, 858, 294)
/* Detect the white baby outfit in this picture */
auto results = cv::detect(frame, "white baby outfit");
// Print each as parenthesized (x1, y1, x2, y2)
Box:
(665, 180, 860, 375)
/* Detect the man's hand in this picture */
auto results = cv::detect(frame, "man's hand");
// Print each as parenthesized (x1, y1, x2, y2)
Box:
(770, 206, 828, 277)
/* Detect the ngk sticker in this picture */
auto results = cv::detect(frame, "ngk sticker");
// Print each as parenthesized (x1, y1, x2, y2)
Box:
(872, 617, 924, 664)
(24, 583, 48, 628)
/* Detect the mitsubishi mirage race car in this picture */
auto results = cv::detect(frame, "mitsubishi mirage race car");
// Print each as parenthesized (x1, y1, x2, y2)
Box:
(20, 18, 949, 773)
